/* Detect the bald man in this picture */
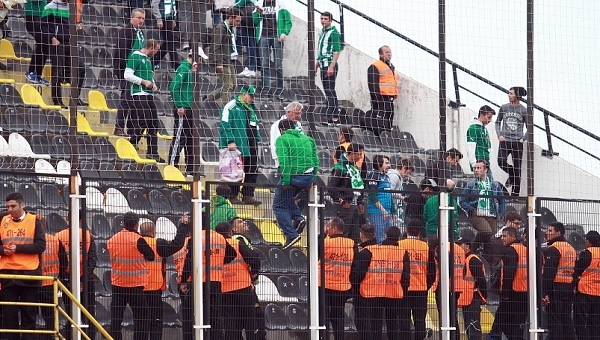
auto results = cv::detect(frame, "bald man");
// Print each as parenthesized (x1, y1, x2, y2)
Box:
(140, 215, 189, 340)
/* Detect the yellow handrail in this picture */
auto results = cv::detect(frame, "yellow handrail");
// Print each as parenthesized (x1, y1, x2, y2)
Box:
(0, 274, 113, 340)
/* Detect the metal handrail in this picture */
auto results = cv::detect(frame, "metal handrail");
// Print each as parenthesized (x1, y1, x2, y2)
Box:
(0, 274, 113, 340)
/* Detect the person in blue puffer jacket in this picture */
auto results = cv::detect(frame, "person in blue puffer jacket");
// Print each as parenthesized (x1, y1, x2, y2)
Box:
(365, 154, 397, 243)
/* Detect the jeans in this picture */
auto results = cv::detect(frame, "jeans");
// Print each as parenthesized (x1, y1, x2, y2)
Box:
(258, 36, 284, 93)
(497, 140, 524, 195)
(273, 174, 313, 239)
(320, 65, 339, 121)
(369, 213, 396, 244)
(25, 18, 48, 76)
(237, 24, 257, 71)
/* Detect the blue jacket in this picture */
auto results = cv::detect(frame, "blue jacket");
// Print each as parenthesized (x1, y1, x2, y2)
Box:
(459, 179, 506, 218)
(365, 170, 395, 215)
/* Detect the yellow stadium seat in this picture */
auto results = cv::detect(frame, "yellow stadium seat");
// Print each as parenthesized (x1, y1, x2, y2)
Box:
(88, 90, 118, 113)
(0, 78, 15, 84)
(144, 129, 173, 140)
(20, 84, 62, 110)
(115, 138, 157, 164)
(257, 220, 286, 246)
(162, 165, 190, 190)
(42, 65, 51, 80)
(77, 112, 109, 137)
(0, 39, 31, 62)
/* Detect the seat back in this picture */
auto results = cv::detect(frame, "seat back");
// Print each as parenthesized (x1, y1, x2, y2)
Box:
(268, 248, 292, 273)
(149, 190, 173, 215)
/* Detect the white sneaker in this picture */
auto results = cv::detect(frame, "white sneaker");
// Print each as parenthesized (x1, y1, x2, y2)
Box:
(245, 69, 256, 77)
(181, 42, 190, 51)
(198, 46, 209, 60)
(238, 67, 251, 76)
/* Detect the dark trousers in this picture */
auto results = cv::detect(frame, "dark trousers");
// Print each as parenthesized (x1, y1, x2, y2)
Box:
(128, 95, 159, 156)
(369, 96, 395, 135)
(400, 291, 428, 340)
(0, 284, 40, 340)
(153, 19, 179, 68)
(574, 292, 600, 340)
(461, 293, 483, 340)
(490, 292, 528, 340)
(435, 290, 460, 340)
(181, 281, 224, 340)
(168, 108, 194, 172)
(335, 204, 365, 243)
(229, 152, 258, 199)
(25, 18, 48, 76)
(497, 140, 524, 195)
(145, 290, 164, 340)
(115, 86, 130, 130)
(320, 65, 339, 122)
(353, 295, 370, 340)
(361, 297, 401, 340)
(109, 285, 149, 340)
(546, 287, 575, 340)
(222, 286, 266, 340)
(237, 24, 257, 71)
(39, 285, 56, 335)
(320, 288, 348, 340)
(49, 44, 85, 105)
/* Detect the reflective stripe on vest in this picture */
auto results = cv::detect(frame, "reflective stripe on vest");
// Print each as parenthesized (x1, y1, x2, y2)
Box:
(398, 238, 429, 291)
(222, 239, 252, 292)
(143, 237, 166, 291)
(201, 230, 227, 282)
(107, 229, 148, 287)
(0, 213, 40, 271)
(173, 237, 190, 283)
(457, 253, 487, 307)
(372, 60, 399, 96)
(578, 247, 600, 296)
(551, 241, 576, 284)
(319, 236, 354, 291)
(360, 244, 405, 299)
(42, 234, 61, 286)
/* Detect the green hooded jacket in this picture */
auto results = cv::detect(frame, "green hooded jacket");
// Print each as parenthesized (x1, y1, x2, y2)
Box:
(275, 129, 319, 185)
(209, 196, 237, 230)
(219, 96, 261, 156)
(169, 59, 193, 109)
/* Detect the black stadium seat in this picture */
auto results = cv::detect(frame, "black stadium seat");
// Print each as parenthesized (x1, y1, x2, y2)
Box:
(288, 248, 308, 274)
(298, 276, 308, 302)
(27, 107, 49, 134)
(200, 142, 220, 163)
(41, 184, 68, 210)
(148, 190, 172, 215)
(94, 137, 117, 162)
(269, 248, 292, 273)
(276, 275, 299, 298)
(286, 303, 309, 330)
(18, 183, 42, 209)
(77, 135, 96, 161)
(46, 212, 68, 234)
(143, 164, 164, 182)
(46, 110, 69, 135)
(127, 189, 152, 212)
(121, 163, 145, 181)
(0, 83, 26, 107)
(91, 213, 113, 240)
(92, 47, 113, 68)
(97, 243, 111, 268)
(2, 107, 27, 133)
(52, 135, 72, 161)
(31, 134, 53, 156)
(265, 303, 288, 330)
(170, 191, 191, 216)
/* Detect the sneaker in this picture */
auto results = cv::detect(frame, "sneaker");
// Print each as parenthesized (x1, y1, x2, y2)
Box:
(294, 220, 307, 234)
(38, 76, 50, 86)
(243, 196, 262, 206)
(282, 235, 301, 250)
(244, 69, 256, 77)
(238, 67, 252, 76)
(181, 42, 190, 51)
(25, 72, 40, 84)
(198, 46, 209, 60)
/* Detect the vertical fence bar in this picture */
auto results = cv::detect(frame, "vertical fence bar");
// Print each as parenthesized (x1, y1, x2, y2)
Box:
(69, 190, 84, 340)
(528, 198, 543, 339)
(192, 181, 210, 339)
(439, 191, 452, 339)
(308, 185, 324, 338)
(438, 0, 447, 152)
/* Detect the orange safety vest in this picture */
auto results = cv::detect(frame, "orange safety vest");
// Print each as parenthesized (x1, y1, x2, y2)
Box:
(457, 253, 487, 307)
(333, 142, 365, 169)
(398, 237, 429, 291)
(143, 237, 166, 291)
(550, 241, 576, 284)
(201, 229, 227, 283)
(76, 0, 83, 23)
(107, 229, 148, 288)
(501, 242, 528, 292)
(173, 236, 190, 283)
(578, 247, 600, 296)
(319, 236, 354, 291)
(431, 243, 466, 293)
(221, 238, 252, 293)
(42, 233, 61, 286)
(56, 227, 92, 276)
(372, 60, 399, 96)
(359, 244, 406, 299)
(0, 213, 41, 271)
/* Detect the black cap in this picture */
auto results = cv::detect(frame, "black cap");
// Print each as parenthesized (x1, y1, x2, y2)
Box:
(456, 235, 473, 246)
(420, 178, 439, 191)
(585, 230, 600, 246)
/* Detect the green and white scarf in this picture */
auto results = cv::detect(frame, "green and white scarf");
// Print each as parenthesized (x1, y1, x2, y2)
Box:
(476, 178, 494, 216)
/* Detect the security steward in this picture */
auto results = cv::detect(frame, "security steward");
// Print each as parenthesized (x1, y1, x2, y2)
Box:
(140, 215, 189, 340)
(542, 222, 576, 339)
(0, 192, 46, 340)
(318, 217, 357, 340)
(107, 211, 155, 340)
(350, 223, 378, 340)
(367, 45, 399, 135)
(397, 219, 436, 340)
(489, 227, 528, 340)
(354, 226, 410, 340)
(573, 230, 600, 339)
(457, 235, 488, 340)
(180, 219, 236, 340)
(217, 218, 264, 340)
(40, 216, 68, 336)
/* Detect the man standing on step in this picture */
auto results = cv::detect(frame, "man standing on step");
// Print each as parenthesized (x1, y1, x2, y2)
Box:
(316, 11, 341, 126)
(113, 8, 146, 136)
(466, 105, 494, 173)
(367, 45, 399, 136)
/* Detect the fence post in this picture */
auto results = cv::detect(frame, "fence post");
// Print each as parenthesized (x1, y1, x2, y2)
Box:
(69, 185, 85, 340)
(308, 185, 325, 339)
(528, 198, 543, 339)
(438, 191, 453, 340)
(192, 181, 211, 340)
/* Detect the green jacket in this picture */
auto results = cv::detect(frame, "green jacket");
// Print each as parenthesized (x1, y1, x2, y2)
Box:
(423, 194, 460, 238)
(466, 119, 491, 168)
(219, 96, 261, 156)
(252, 6, 292, 43)
(275, 129, 319, 185)
(25, 0, 46, 17)
(209, 196, 237, 230)
(169, 60, 193, 109)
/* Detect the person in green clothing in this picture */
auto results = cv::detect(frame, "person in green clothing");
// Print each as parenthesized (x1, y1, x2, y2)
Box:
(168, 50, 198, 174)
(253, 0, 292, 97)
(219, 85, 262, 206)
(210, 185, 238, 230)
(422, 179, 460, 248)
(316, 11, 342, 125)
(466, 105, 495, 172)
(273, 118, 319, 249)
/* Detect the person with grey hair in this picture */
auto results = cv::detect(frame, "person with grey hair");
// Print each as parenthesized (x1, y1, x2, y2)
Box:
(270, 101, 304, 166)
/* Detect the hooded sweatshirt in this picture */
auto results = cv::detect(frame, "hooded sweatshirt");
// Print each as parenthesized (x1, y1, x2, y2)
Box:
(466, 118, 491, 168)
(275, 129, 319, 185)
